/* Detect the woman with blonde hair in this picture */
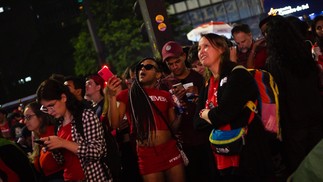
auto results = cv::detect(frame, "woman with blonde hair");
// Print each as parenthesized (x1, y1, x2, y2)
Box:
(24, 101, 64, 181)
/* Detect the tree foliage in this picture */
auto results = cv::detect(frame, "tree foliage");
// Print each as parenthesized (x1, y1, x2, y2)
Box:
(72, 0, 150, 76)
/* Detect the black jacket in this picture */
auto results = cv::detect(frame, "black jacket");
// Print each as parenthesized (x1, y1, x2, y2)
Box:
(194, 61, 258, 130)
(194, 61, 274, 178)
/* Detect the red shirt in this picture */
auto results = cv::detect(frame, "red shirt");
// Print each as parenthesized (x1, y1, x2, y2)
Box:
(253, 46, 267, 69)
(35, 125, 64, 176)
(117, 88, 174, 133)
(57, 123, 85, 181)
(237, 43, 267, 69)
(206, 77, 240, 170)
(0, 122, 11, 139)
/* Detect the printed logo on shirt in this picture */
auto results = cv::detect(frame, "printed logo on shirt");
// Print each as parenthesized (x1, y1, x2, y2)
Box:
(149, 95, 167, 102)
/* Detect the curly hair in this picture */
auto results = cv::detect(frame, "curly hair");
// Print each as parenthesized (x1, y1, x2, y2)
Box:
(265, 15, 315, 80)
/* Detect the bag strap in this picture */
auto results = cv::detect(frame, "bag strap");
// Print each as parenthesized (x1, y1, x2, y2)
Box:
(246, 100, 258, 114)
(231, 65, 256, 126)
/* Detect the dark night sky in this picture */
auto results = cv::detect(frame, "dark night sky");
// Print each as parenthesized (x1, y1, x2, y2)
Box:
(0, 0, 81, 108)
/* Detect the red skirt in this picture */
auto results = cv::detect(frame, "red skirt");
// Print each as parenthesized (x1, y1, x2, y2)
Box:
(137, 139, 183, 175)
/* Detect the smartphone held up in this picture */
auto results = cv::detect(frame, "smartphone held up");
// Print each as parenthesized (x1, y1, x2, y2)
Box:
(98, 65, 114, 81)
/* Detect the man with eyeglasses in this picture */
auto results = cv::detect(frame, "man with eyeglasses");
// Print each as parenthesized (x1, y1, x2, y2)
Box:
(158, 41, 216, 182)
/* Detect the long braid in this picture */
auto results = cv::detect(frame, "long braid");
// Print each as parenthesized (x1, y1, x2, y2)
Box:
(129, 59, 157, 143)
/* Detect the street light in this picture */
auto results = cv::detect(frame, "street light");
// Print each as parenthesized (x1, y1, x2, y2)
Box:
(136, 0, 174, 60)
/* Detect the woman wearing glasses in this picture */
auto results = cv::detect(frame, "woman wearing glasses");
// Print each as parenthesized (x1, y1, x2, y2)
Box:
(36, 78, 110, 181)
(24, 101, 64, 182)
(106, 58, 185, 182)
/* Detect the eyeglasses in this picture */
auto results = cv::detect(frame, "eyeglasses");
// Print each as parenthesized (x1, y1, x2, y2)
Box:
(24, 114, 36, 121)
(137, 64, 156, 71)
(40, 100, 57, 113)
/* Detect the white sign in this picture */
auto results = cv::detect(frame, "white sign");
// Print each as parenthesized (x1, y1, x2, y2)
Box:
(270, 3, 309, 16)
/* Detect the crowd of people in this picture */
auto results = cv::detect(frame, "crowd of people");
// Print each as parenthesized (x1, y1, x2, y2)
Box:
(0, 14, 323, 182)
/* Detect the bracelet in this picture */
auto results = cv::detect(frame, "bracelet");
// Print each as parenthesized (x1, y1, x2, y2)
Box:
(199, 109, 205, 118)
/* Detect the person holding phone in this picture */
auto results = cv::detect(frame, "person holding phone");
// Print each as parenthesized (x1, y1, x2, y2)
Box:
(106, 58, 185, 182)
(36, 78, 109, 181)
(159, 41, 216, 182)
(24, 101, 64, 182)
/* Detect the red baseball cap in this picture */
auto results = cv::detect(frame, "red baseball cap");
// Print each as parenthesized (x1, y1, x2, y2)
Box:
(162, 41, 183, 62)
(87, 74, 105, 89)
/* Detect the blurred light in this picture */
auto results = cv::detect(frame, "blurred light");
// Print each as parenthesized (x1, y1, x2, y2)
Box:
(309, 13, 315, 20)
(18, 79, 24, 84)
(25, 77, 31, 82)
(0, 7, 4, 13)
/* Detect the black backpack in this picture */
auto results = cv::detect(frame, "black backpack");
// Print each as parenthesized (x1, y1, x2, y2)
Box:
(74, 113, 122, 181)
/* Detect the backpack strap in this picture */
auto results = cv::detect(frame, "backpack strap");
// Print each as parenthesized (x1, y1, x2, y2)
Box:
(232, 65, 246, 71)
(232, 65, 258, 127)
(246, 100, 258, 114)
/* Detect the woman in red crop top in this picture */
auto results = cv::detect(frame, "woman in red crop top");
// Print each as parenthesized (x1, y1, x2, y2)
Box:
(24, 101, 64, 181)
(107, 58, 185, 182)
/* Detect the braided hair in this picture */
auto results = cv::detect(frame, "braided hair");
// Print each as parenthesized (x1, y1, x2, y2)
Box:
(129, 58, 161, 143)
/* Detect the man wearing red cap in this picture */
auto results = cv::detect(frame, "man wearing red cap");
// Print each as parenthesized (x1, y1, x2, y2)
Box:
(159, 41, 216, 182)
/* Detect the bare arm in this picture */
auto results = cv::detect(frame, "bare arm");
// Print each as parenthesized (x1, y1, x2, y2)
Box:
(106, 77, 125, 129)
